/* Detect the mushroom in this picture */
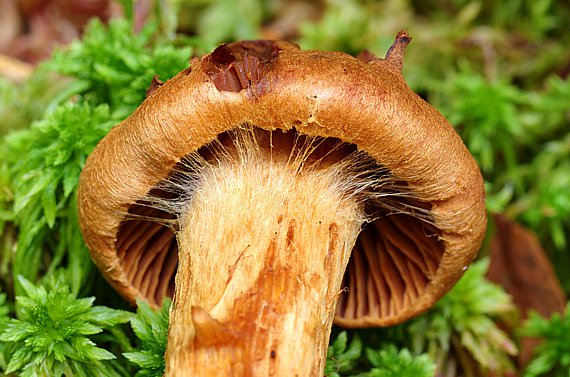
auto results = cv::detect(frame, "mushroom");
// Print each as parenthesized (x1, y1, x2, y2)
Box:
(77, 32, 486, 376)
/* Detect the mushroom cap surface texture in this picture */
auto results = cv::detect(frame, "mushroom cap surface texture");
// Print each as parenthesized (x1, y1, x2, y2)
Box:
(78, 35, 487, 327)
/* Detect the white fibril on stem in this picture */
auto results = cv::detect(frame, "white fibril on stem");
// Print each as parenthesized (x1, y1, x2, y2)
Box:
(153, 127, 401, 375)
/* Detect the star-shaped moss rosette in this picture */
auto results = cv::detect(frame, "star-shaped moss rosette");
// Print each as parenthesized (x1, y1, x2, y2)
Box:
(0, 275, 131, 377)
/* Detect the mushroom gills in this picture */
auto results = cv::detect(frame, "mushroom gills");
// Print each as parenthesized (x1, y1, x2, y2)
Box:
(115, 125, 444, 321)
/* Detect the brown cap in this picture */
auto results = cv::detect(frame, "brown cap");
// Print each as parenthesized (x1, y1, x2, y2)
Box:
(78, 32, 486, 328)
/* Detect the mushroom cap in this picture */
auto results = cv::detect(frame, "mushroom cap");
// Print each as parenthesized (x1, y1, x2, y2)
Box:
(78, 35, 486, 327)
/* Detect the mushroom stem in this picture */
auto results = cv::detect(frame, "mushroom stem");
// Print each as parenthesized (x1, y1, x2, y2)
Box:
(164, 134, 365, 376)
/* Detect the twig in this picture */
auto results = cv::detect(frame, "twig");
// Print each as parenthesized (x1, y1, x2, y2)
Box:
(0, 54, 33, 83)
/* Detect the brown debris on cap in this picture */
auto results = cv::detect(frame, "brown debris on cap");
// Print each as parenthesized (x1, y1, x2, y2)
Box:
(146, 75, 164, 97)
(202, 40, 298, 95)
(384, 30, 412, 71)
